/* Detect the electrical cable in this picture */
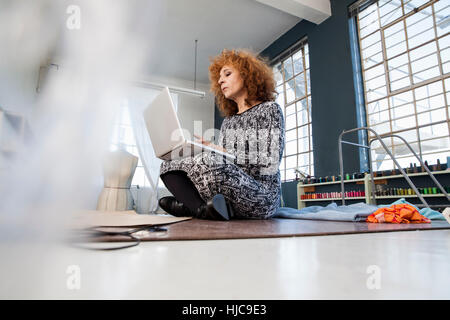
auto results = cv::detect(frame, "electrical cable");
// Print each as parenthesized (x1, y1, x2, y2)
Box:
(67, 225, 167, 251)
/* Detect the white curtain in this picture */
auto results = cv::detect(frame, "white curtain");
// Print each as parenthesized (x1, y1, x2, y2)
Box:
(126, 86, 178, 213)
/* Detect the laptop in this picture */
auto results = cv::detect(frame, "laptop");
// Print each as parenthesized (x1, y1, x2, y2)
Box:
(143, 87, 236, 161)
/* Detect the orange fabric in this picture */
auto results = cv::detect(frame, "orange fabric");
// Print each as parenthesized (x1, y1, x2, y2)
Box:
(366, 203, 431, 224)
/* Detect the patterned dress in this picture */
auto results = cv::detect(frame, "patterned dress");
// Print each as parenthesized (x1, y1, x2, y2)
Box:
(159, 101, 285, 219)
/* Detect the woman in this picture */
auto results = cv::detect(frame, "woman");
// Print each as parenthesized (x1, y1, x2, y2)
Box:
(158, 49, 285, 220)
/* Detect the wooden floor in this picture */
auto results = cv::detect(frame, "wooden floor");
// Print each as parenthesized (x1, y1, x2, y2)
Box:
(94, 218, 450, 242)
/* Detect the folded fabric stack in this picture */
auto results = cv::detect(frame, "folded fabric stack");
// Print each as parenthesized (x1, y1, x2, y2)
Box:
(366, 203, 431, 224)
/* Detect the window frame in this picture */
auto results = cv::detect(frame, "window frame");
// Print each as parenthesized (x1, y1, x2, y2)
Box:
(110, 100, 150, 188)
(354, 0, 450, 171)
(271, 38, 314, 181)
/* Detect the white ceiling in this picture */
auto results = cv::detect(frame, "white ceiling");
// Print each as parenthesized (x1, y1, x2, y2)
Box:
(132, 0, 302, 84)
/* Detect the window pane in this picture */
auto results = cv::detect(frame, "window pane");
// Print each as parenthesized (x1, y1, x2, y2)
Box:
(435, 3, 450, 37)
(410, 41, 437, 62)
(386, 39, 406, 59)
(369, 110, 390, 125)
(293, 51, 304, 74)
(298, 152, 310, 167)
(286, 155, 297, 169)
(438, 34, 450, 51)
(384, 19, 403, 38)
(274, 64, 283, 86)
(298, 137, 309, 153)
(359, 3, 378, 24)
(441, 47, 450, 64)
(416, 93, 446, 112)
(294, 73, 306, 98)
(285, 168, 296, 181)
(286, 129, 296, 142)
(391, 77, 410, 91)
(298, 125, 309, 139)
(392, 115, 416, 131)
(285, 113, 296, 130)
(417, 107, 447, 125)
(411, 53, 438, 74)
(414, 80, 443, 100)
(286, 80, 295, 103)
(393, 155, 415, 168)
(379, 0, 403, 26)
(366, 74, 386, 91)
(421, 150, 450, 166)
(359, 6, 379, 33)
(408, 27, 435, 49)
(285, 140, 297, 156)
(395, 128, 418, 145)
(406, 15, 434, 40)
(297, 108, 308, 126)
(389, 64, 409, 82)
(391, 103, 414, 119)
(371, 121, 391, 135)
(390, 90, 413, 107)
(285, 103, 296, 116)
(368, 86, 388, 101)
(419, 123, 449, 139)
(413, 66, 440, 84)
(297, 98, 308, 111)
(276, 86, 285, 108)
(283, 57, 293, 80)
(280, 159, 285, 171)
(368, 98, 389, 113)
(306, 70, 311, 95)
(280, 170, 285, 181)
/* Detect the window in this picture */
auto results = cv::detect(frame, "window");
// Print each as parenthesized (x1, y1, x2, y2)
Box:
(354, 0, 450, 171)
(272, 39, 314, 181)
(110, 99, 150, 187)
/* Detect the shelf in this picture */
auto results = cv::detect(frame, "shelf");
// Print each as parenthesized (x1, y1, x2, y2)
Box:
(302, 197, 365, 202)
(374, 194, 448, 199)
(297, 170, 450, 188)
(301, 194, 448, 202)
(297, 168, 450, 209)
(372, 170, 449, 180)
(298, 178, 365, 187)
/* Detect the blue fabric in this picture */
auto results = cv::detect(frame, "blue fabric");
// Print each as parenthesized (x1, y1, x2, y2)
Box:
(274, 198, 445, 222)
(274, 202, 378, 222)
(378, 198, 445, 220)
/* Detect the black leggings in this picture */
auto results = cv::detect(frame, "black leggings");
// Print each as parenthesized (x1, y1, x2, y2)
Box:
(160, 170, 205, 213)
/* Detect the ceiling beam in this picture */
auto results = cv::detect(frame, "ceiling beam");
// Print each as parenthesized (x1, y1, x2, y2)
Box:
(254, 0, 331, 24)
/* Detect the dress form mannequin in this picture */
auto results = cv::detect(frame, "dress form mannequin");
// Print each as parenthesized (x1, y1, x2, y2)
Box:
(96, 148, 138, 211)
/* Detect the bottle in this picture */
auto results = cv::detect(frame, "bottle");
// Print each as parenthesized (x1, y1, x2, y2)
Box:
(423, 160, 429, 172)
(409, 163, 413, 174)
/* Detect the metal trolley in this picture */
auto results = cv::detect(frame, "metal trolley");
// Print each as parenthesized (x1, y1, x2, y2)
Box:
(338, 127, 450, 208)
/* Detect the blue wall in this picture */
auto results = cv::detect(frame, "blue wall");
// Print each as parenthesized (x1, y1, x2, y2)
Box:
(215, 0, 362, 208)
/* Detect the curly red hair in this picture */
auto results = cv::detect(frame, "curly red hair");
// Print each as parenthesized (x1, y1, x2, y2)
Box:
(208, 49, 276, 117)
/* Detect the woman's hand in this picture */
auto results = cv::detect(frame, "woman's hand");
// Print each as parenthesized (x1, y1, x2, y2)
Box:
(194, 134, 228, 153)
